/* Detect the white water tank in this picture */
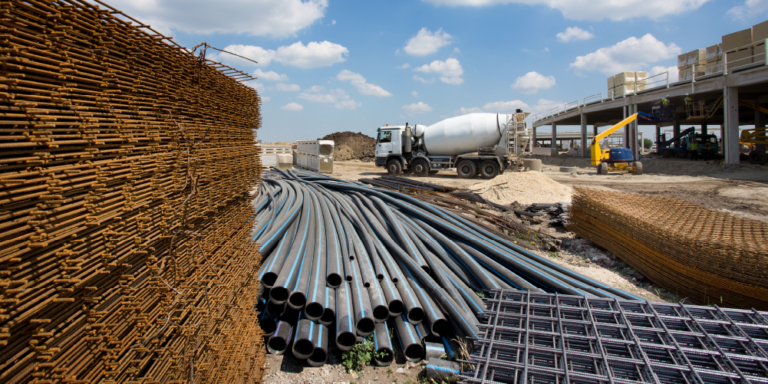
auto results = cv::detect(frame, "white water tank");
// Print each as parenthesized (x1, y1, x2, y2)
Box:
(423, 113, 508, 156)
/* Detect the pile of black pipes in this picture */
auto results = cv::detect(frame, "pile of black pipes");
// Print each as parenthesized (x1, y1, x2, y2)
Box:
(251, 169, 642, 367)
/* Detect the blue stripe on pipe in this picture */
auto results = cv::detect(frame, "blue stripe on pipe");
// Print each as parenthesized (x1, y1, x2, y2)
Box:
(428, 365, 459, 374)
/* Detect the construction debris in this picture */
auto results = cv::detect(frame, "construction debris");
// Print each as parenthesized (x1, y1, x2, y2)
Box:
(0, 1, 264, 382)
(468, 171, 573, 206)
(461, 289, 768, 384)
(568, 187, 768, 309)
(321, 131, 376, 162)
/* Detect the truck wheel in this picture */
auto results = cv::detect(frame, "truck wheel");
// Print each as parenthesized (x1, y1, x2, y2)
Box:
(597, 162, 608, 175)
(412, 159, 430, 177)
(748, 150, 768, 165)
(479, 160, 500, 179)
(456, 160, 477, 179)
(386, 160, 402, 175)
(633, 161, 643, 175)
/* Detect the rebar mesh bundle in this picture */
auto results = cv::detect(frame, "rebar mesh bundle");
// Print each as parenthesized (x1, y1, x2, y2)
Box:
(568, 187, 768, 309)
(0, 0, 265, 382)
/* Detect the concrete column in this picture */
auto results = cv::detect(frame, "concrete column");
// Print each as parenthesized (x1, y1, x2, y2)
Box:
(673, 120, 681, 148)
(630, 104, 638, 159)
(724, 86, 740, 166)
(532, 125, 537, 148)
(701, 122, 708, 136)
(655, 124, 661, 153)
(756, 104, 766, 153)
(623, 106, 630, 148)
(580, 112, 588, 158)
(551, 123, 558, 156)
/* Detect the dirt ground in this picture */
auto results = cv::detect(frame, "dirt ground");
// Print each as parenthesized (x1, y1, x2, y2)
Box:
(264, 157, 768, 383)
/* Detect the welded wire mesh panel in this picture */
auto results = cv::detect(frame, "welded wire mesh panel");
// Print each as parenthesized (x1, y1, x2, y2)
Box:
(461, 289, 768, 384)
(0, 0, 264, 382)
(567, 187, 768, 310)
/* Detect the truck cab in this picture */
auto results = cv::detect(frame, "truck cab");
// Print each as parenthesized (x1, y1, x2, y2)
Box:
(374, 126, 404, 171)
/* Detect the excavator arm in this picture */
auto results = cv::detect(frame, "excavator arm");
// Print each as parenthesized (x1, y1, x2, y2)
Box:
(591, 113, 638, 166)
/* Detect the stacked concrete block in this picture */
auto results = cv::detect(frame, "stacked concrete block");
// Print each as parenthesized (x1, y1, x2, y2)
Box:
(296, 140, 335, 173)
(608, 71, 648, 97)
(705, 43, 724, 75)
(723, 28, 754, 68)
(754, 20, 768, 62)
(678, 52, 691, 80)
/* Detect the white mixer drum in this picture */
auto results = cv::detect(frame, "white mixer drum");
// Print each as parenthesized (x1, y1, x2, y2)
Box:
(422, 113, 507, 156)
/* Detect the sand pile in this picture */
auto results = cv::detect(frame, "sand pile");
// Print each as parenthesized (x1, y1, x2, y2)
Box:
(469, 171, 573, 206)
(322, 131, 376, 161)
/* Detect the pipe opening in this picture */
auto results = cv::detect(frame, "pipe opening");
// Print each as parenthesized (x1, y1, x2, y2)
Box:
(363, 281, 370, 288)
(431, 319, 451, 337)
(337, 332, 356, 349)
(420, 266, 431, 275)
(267, 337, 287, 353)
(293, 339, 313, 357)
(270, 287, 289, 303)
(404, 344, 424, 361)
(266, 301, 285, 317)
(373, 306, 390, 322)
(376, 273, 384, 280)
(326, 274, 342, 288)
(287, 292, 306, 309)
(375, 348, 394, 364)
(407, 308, 425, 324)
(356, 318, 375, 335)
(258, 318, 277, 335)
(321, 308, 335, 324)
(388, 300, 404, 316)
(345, 275, 353, 282)
(261, 273, 278, 288)
(305, 302, 324, 319)
(309, 348, 328, 365)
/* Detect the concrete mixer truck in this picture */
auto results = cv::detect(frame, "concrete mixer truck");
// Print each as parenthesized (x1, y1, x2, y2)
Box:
(374, 112, 529, 179)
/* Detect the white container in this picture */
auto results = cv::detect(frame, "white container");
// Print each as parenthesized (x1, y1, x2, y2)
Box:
(422, 113, 508, 156)
(296, 140, 334, 173)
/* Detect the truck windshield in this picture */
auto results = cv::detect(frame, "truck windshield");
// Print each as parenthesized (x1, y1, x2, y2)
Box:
(378, 131, 391, 143)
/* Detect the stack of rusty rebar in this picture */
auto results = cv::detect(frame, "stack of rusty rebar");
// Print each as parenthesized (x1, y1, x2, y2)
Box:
(0, 0, 265, 383)
(568, 187, 768, 310)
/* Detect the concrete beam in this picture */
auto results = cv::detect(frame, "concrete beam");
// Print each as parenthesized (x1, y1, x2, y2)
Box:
(551, 122, 558, 156)
(756, 103, 766, 153)
(580, 112, 587, 158)
(724, 86, 740, 166)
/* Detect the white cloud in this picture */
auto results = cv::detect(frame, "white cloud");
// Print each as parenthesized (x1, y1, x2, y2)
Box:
(454, 107, 484, 115)
(274, 41, 348, 68)
(544, 47, 550, 52)
(570, 34, 682, 75)
(556, 27, 594, 42)
(414, 58, 464, 85)
(298, 87, 361, 109)
(281, 102, 303, 111)
(209, 41, 347, 69)
(650, 65, 679, 83)
(261, 96, 271, 102)
(397, 63, 412, 69)
(411, 91, 419, 97)
(454, 100, 530, 115)
(531, 99, 563, 114)
(420, 0, 710, 21)
(276, 83, 300, 91)
(482, 100, 530, 112)
(209, 44, 276, 67)
(335, 99, 362, 110)
(253, 68, 288, 81)
(402, 102, 433, 113)
(453, 47, 461, 53)
(404, 28, 453, 56)
(106, 0, 327, 37)
(331, 19, 337, 25)
(512, 72, 556, 94)
(413, 75, 435, 84)
(336, 70, 393, 97)
(728, 0, 768, 19)
(249, 81, 266, 92)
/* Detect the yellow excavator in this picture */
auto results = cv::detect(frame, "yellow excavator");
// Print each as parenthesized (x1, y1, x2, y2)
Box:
(591, 113, 643, 175)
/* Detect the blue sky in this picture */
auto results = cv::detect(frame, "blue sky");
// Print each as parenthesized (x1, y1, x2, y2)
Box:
(106, 0, 768, 142)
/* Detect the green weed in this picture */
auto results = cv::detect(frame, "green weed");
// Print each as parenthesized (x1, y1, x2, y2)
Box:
(341, 335, 388, 373)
